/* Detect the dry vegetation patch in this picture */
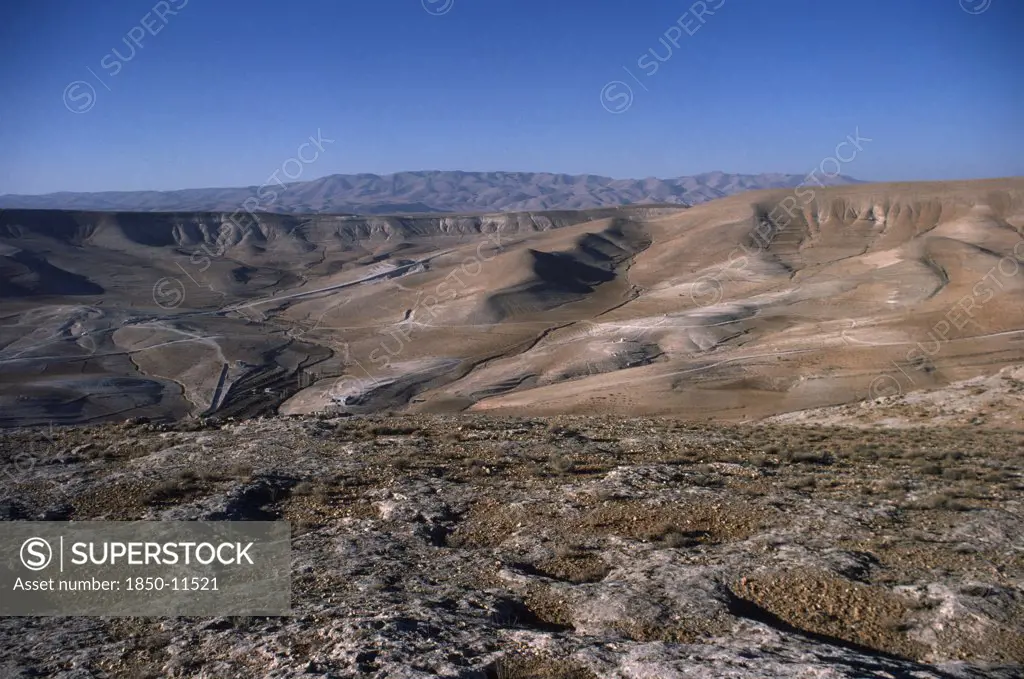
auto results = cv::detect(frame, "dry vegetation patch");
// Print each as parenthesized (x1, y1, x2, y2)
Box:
(732, 569, 928, 660)
(488, 656, 597, 679)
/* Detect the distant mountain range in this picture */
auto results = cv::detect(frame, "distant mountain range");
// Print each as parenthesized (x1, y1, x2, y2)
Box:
(0, 171, 863, 214)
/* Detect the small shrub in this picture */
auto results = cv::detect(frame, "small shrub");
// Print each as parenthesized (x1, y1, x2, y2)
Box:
(229, 464, 254, 480)
(336, 423, 372, 441)
(177, 469, 199, 482)
(145, 478, 197, 505)
(370, 424, 419, 436)
(942, 468, 972, 481)
(692, 474, 724, 488)
(292, 481, 315, 496)
(554, 542, 585, 559)
(591, 486, 622, 502)
(785, 476, 817, 490)
(662, 530, 701, 548)
(918, 493, 970, 511)
(549, 453, 576, 474)
(786, 450, 832, 465)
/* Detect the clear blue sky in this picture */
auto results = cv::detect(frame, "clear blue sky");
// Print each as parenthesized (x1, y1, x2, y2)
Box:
(0, 0, 1021, 194)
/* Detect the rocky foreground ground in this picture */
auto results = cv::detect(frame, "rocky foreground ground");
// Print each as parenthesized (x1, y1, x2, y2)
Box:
(1, 415, 1022, 678)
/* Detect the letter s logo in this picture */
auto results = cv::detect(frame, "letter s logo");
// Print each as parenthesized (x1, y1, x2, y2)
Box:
(20, 538, 53, 571)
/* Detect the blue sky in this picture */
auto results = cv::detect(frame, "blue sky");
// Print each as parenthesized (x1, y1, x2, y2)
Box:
(0, 0, 1021, 194)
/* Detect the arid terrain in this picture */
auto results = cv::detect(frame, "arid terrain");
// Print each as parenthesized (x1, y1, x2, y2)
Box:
(1, 415, 1022, 677)
(2, 178, 1023, 427)
(4, 0, 1019, 675)
(2, 178, 1024, 677)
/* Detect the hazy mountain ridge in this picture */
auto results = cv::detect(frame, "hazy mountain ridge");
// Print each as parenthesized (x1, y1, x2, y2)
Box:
(0, 170, 862, 214)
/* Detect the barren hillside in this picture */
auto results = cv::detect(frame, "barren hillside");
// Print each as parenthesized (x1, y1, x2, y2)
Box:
(1, 178, 1023, 427)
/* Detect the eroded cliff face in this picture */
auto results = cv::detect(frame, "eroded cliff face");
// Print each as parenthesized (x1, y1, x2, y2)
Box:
(0, 205, 680, 251)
